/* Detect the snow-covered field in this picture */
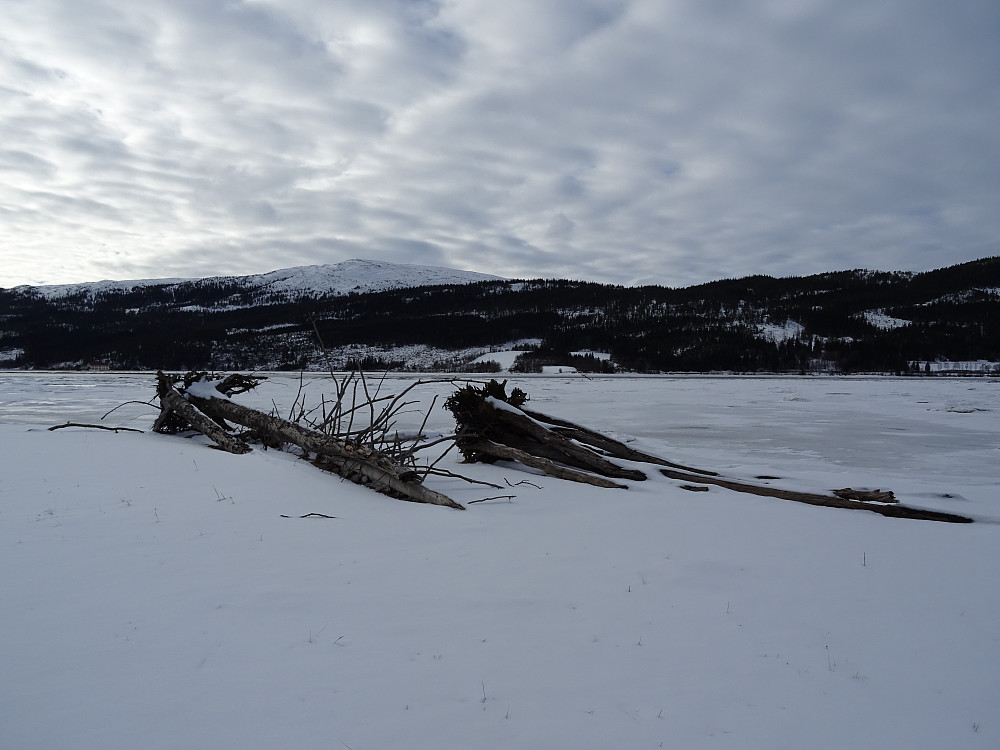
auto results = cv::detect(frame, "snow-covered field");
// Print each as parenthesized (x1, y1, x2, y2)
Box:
(2, 372, 998, 749)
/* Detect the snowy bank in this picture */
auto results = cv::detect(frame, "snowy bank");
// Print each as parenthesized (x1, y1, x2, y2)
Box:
(1, 373, 998, 749)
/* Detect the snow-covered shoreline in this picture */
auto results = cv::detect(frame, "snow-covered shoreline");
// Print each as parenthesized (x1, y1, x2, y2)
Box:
(2, 374, 998, 748)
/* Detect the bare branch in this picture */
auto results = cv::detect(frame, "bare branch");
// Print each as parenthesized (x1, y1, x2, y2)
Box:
(101, 399, 158, 421)
(505, 478, 542, 489)
(422, 466, 503, 489)
(468, 495, 516, 504)
(49, 422, 144, 434)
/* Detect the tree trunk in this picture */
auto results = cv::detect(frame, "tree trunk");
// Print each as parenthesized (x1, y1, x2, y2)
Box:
(474, 400, 646, 481)
(189, 391, 464, 509)
(155, 379, 251, 454)
(523, 407, 720, 476)
(659, 468, 972, 523)
(467, 439, 628, 489)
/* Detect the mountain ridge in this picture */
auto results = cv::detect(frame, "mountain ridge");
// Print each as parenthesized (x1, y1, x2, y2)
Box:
(8, 258, 503, 303)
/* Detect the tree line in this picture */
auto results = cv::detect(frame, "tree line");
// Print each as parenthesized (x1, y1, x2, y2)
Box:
(1, 256, 997, 373)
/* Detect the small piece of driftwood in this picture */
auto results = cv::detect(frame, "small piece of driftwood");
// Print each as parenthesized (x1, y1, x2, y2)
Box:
(48, 422, 144, 434)
(833, 488, 897, 504)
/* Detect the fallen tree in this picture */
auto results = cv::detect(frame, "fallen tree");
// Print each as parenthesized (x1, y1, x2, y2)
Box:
(518, 407, 719, 477)
(658, 469, 972, 524)
(461, 438, 629, 489)
(445, 380, 647, 483)
(149, 373, 973, 523)
(154, 371, 465, 509)
(444, 379, 974, 524)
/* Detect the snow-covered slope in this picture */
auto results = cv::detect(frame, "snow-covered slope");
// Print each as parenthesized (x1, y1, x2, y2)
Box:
(860, 309, 911, 330)
(10, 276, 194, 300)
(240, 259, 502, 297)
(10, 259, 502, 301)
(756, 318, 806, 343)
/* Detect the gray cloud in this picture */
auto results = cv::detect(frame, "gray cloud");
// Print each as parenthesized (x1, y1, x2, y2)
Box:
(1, 0, 997, 287)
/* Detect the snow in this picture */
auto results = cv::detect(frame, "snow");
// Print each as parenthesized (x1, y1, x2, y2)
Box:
(470, 341, 545, 371)
(862, 309, 911, 329)
(484, 396, 550, 431)
(756, 319, 805, 343)
(2, 372, 999, 749)
(11, 276, 194, 300)
(246, 259, 502, 296)
(317, 342, 496, 371)
(470, 350, 526, 371)
(185, 377, 230, 401)
(921, 288, 1000, 306)
(484, 394, 525, 415)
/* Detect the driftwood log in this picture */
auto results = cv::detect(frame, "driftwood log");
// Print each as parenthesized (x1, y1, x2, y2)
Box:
(156, 377, 252, 454)
(463, 438, 628, 489)
(154, 372, 463, 509)
(190, 392, 463, 509)
(444, 379, 973, 524)
(520, 408, 719, 477)
(833, 488, 897, 504)
(445, 380, 646, 485)
(446, 380, 718, 483)
(149, 373, 973, 524)
(659, 469, 971, 523)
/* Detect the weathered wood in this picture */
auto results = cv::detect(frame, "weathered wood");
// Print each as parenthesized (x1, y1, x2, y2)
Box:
(155, 377, 252, 454)
(523, 407, 720, 476)
(496, 405, 647, 481)
(467, 438, 628, 489)
(310, 451, 465, 509)
(49, 422, 144, 434)
(456, 396, 646, 482)
(833, 488, 898, 504)
(188, 390, 464, 509)
(659, 469, 972, 523)
(151, 404, 175, 434)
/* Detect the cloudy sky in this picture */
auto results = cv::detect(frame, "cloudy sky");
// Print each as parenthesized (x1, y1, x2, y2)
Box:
(2, 0, 998, 288)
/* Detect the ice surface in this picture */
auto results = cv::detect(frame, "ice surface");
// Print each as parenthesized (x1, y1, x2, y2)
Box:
(1, 372, 998, 749)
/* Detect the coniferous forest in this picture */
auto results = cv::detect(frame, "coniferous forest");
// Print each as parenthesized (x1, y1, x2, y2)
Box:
(1, 257, 997, 374)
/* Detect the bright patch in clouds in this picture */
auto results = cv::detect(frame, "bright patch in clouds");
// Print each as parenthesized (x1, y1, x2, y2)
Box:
(1, 0, 998, 287)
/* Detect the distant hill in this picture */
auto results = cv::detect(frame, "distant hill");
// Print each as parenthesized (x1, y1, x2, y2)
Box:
(1, 257, 998, 374)
(8, 258, 502, 307)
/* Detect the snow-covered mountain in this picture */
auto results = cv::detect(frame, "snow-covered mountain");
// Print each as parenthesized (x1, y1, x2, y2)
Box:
(10, 259, 503, 302)
(246, 260, 503, 296)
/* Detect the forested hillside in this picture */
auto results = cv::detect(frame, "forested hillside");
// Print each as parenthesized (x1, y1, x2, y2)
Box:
(1, 257, 997, 373)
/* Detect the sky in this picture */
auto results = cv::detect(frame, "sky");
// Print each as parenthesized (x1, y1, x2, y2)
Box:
(1, 0, 998, 289)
